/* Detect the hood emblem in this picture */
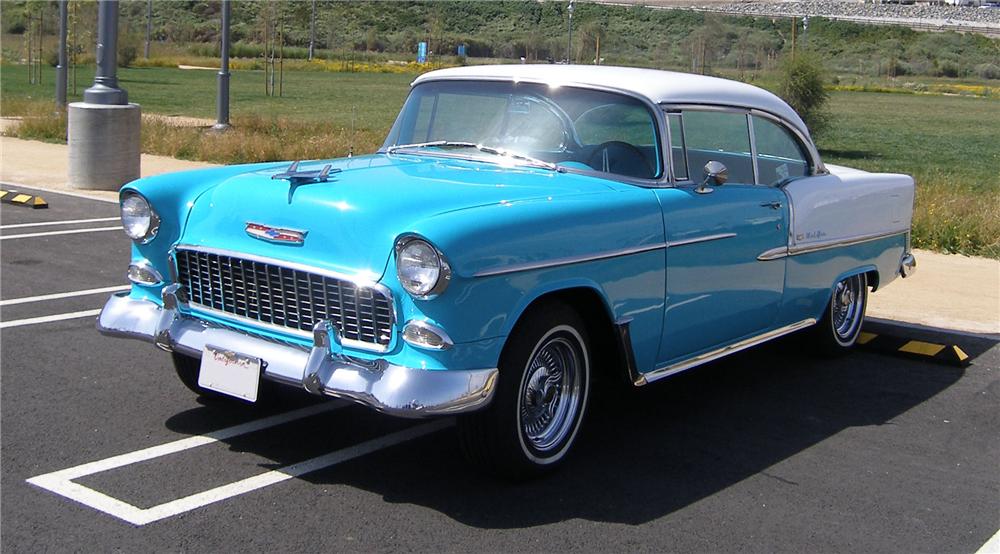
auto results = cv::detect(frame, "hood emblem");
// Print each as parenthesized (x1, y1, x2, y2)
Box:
(246, 222, 307, 245)
(272, 161, 342, 203)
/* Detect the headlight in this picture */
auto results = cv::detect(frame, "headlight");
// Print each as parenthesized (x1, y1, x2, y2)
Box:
(121, 193, 159, 243)
(395, 237, 450, 298)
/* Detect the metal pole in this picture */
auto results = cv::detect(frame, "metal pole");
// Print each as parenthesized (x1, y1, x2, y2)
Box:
(57, 0, 68, 106)
(214, 0, 231, 130)
(566, 0, 574, 64)
(144, 0, 151, 59)
(308, 0, 316, 61)
(83, 0, 127, 105)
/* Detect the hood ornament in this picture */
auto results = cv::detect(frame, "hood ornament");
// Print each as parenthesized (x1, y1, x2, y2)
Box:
(272, 161, 342, 203)
(246, 222, 307, 245)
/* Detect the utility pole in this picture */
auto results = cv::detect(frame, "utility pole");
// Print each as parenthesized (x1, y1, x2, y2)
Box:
(144, 0, 152, 59)
(214, 0, 231, 130)
(57, 0, 68, 107)
(566, 0, 574, 64)
(308, 0, 316, 61)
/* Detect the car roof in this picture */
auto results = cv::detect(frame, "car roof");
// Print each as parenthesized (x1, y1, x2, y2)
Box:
(414, 64, 811, 139)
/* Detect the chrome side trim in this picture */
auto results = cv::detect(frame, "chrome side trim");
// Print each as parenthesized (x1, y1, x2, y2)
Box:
(614, 318, 643, 387)
(788, 230, 907, 257)
(757, 246, 789, 261)
(667, 232, 737, 248)
(758, 230, 908, 261)
(97, 293, 498, 417)
(472, 242, 667, 278)
(635, 318, 816, 386)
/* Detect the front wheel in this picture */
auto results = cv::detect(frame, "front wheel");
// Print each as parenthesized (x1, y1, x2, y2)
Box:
(457, 302, 591, 479)
(810, 273, 868, 355)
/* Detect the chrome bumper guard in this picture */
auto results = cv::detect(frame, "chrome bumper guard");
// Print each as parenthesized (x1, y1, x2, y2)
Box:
(97, 287, 498, 418)
(900, 252, 917, 278)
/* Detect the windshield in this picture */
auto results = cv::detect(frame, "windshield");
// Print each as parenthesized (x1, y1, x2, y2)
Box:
(382, 81, 663, 180)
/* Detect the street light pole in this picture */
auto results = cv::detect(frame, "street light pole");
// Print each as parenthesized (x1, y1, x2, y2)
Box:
(567, 0, 574, 64)
(308, 0, 316, 61)
(214, 0, 231, 130)
(56, 0, 68, 107)
(83, 0, 127, 104)
(144, 0, 152, 59)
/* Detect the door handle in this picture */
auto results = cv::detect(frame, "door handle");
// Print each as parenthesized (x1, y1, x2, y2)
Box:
(760, 201, 782, 210)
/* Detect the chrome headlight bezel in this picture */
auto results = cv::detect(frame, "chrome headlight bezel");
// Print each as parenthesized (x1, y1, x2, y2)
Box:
(394, 235, 451, 299)
(120, 192, 160, 244)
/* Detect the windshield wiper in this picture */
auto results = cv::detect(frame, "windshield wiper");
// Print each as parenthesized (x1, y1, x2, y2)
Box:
(385, 140, 477, 154)
(386, 141, 562, 172)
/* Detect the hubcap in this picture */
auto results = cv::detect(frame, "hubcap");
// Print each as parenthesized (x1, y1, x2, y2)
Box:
(519, 336, 582, 453)
(832, 274, 865, 342)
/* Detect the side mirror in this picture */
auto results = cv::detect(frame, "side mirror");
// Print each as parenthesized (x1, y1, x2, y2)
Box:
(696, 161, 728, 194)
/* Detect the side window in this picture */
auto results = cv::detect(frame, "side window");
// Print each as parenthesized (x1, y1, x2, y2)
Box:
(681, 111, 754, 184)
(667, 113, 688, 181)
(752, 116, 809, 185)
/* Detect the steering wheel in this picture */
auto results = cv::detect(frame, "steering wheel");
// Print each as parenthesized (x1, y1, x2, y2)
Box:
(586, 141, 652, 179)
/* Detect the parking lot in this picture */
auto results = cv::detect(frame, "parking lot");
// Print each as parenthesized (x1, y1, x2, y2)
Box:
(1, 185, 997, 552)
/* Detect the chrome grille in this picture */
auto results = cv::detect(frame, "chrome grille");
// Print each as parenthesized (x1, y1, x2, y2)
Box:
(174, 248, 394, 349)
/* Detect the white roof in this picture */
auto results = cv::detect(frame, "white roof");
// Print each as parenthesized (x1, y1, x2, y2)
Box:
(414, 64, 811, 138)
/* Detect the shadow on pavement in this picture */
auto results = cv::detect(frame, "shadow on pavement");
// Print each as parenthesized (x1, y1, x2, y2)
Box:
(161, 324, 990, 529)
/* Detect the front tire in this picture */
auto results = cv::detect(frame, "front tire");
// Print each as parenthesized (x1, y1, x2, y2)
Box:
(811, 273, 868, 355)
(457, 302, 591, 479)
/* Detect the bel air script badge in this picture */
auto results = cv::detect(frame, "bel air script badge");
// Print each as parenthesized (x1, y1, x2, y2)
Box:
(245, 222, 307, 245)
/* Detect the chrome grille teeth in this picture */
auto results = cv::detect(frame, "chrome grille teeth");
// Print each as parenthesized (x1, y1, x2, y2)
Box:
(174, 249, 393, 348)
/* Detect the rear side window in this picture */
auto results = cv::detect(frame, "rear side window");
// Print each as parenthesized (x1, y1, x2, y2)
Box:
(680, 111, 755, 184)
(667, 113, 688, 181)
(752, 116, 809, 185)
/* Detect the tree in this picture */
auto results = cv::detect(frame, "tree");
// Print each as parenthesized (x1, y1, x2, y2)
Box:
(779, 51, 830, 137)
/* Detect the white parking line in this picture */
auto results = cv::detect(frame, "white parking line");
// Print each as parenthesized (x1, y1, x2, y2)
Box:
(0, 309, 102, 329)
(0, 226, 122, 240)
(0, 285, 129, 307)
(1, 217, 120, 230)
(27, 400, 451, 526)
(976, 529, 1000, 554)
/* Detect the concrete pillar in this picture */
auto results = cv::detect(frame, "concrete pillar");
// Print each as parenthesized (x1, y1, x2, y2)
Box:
(68, 0, 140, 190)
(68, 103, 141, 190)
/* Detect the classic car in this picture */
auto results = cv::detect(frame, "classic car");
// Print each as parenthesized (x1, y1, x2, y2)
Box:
(98, 65, 916, 478)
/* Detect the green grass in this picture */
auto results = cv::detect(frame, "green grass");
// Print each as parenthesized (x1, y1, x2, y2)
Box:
(818, 92, 999, 257)
(3, 64, 997, 257)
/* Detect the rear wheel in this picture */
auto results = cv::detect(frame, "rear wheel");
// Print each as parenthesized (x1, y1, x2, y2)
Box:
(457, 302, 591, 479)
(811, 273, 868, 355)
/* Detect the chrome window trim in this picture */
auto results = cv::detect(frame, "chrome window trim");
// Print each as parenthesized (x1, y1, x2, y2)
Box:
(383, 78, 673, 189)
(747, 112, 761, 185)
(636, 318, 817, 385)
(472, 242, 667, 278)
(661, 104, 827, 182)
(667, 232, 737, 248)
(757, 229, 908, 260)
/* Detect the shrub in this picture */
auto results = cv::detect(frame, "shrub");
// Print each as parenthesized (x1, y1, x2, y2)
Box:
(778, 51, 830, 136)
(120, 45, 138, 68)
(975, 63, 1000, 80)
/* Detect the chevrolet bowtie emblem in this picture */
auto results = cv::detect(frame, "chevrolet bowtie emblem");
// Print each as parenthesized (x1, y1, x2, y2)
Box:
(245, 222, 307, 245)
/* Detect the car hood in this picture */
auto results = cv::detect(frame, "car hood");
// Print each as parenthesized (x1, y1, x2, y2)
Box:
(180, 154, 619, 279)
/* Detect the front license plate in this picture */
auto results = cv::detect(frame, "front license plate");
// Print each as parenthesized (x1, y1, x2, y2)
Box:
(198, 345, 262, 402)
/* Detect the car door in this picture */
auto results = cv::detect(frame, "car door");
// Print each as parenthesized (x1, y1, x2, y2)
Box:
(653, 109, 788, 365)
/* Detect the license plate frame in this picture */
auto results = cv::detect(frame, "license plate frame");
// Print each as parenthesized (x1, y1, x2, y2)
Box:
(198, 345, 262, 402)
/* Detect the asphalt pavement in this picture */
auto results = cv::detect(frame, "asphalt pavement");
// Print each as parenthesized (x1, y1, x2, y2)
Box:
(2, 185, 998, 553)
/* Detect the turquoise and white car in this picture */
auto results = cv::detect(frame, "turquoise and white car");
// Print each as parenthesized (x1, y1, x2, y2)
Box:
(99, 65, 916, 477)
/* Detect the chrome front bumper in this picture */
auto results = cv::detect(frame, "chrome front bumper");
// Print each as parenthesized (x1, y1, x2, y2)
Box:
(97, 289, 498, 417)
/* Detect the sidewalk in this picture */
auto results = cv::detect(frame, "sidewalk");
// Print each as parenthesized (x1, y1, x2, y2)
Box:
(1, 136, 997, 335)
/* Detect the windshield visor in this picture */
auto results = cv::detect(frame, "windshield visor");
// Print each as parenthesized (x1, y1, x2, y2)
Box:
(382, 81, 663, 180)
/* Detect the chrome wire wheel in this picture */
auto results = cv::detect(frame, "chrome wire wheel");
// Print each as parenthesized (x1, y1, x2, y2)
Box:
(831, 274, 866, 345)
(517, 329, 585, 457)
